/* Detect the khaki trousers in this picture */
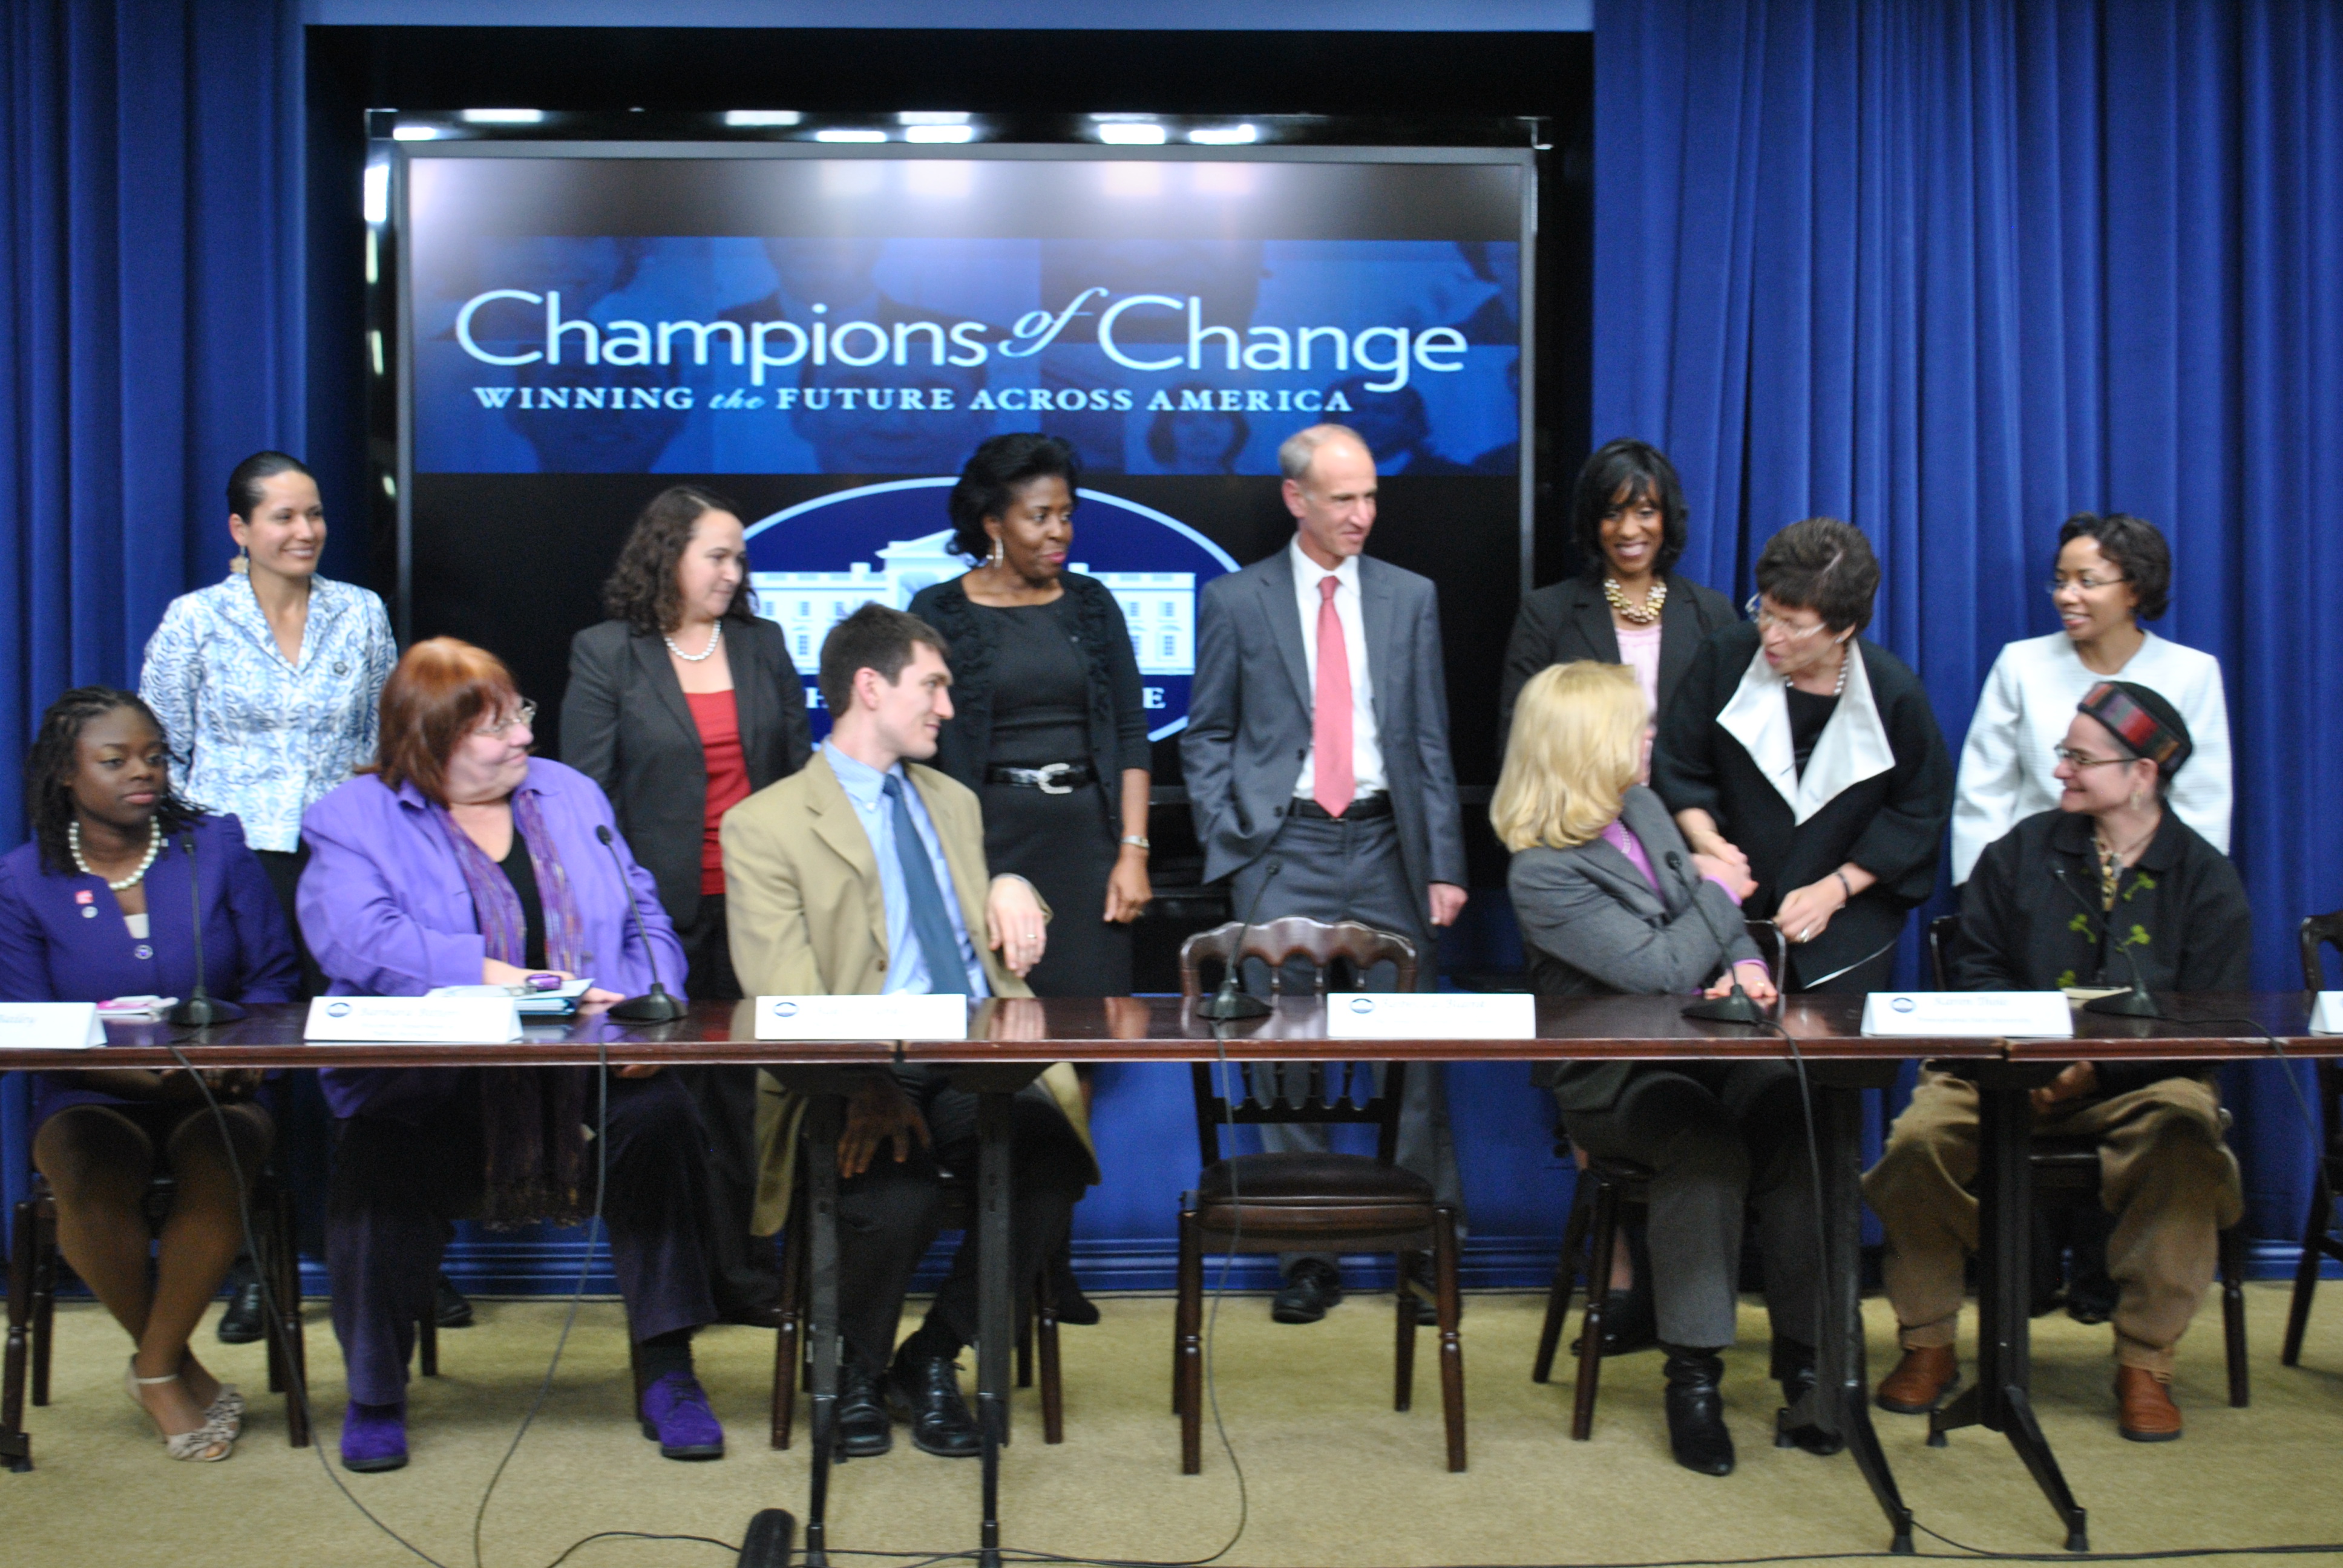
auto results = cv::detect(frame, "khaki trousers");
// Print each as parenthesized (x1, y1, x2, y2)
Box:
(1861, 1068, 2243, 1374)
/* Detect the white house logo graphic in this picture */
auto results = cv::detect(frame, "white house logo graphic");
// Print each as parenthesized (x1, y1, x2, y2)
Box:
(742, 477, 1236, 741)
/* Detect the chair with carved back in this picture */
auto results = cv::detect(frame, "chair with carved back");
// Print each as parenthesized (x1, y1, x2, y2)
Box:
(2282, 913, 2343, 1366)
(1173, 917, 1465, 1473)
(1927, 913, 2248, 1405)
(4, 1167, 312, 1471)
(1530, 920, 1786, 1439)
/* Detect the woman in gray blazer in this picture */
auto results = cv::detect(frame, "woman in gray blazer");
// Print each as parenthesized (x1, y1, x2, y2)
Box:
(562, 485, 811, 1322)
(1497, 661, 1827, 1479)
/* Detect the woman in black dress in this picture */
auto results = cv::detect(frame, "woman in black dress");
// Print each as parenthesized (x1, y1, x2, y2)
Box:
(1651, 517, 1954, 995)
(909, 433, 1153, 997)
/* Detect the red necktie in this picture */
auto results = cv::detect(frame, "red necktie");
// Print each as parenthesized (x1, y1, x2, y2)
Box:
(1312, 575, 1355, 817)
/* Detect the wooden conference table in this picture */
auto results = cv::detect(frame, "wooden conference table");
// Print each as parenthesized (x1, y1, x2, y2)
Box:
(2, 992, 2327, 1561)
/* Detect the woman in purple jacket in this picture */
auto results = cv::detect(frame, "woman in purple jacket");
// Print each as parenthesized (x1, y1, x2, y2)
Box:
(296, 639, 721, 1472)
(0, 689, 298, 1462)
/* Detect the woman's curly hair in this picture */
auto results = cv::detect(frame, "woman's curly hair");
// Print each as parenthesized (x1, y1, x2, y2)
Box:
(600, 485, 756, 636)
(25, 688, 200, 875)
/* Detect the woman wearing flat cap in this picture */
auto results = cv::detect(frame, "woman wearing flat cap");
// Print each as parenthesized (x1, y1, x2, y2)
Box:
(1864, 681, 2250, 1446)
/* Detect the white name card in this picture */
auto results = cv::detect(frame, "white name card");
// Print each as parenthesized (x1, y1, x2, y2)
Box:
(0, 1003, 105, 1050)
(1326, 991, 1537, 1040)
(2310, 993, 2343, 1034)
(305, 996, 523, 1043)
(1861, 991, 2073, 1038)
(754, 993, 969, 1041)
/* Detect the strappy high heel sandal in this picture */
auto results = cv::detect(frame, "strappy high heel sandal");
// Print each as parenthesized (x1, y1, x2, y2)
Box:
(126, 1361, 235, 1462)
(182, 1353, 245, 1439)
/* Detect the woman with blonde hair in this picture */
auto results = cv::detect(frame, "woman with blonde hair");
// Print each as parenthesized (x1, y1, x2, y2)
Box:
(1501, 661, 1828, 1478)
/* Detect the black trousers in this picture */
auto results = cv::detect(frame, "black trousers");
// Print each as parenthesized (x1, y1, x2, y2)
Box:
(833, 1065, 1090, 1377)
(669, 892, 779, 1311)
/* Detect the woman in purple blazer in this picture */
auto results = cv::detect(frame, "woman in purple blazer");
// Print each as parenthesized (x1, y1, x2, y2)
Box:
(295, 639, 720, 1473)
(0, 688, 298, 1462)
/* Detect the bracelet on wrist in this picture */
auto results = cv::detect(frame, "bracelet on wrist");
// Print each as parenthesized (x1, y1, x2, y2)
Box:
(1119, 834, 1151, 852)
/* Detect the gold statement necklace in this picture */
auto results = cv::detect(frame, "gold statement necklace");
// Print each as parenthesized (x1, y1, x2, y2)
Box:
(1602, 577, 1667, 624)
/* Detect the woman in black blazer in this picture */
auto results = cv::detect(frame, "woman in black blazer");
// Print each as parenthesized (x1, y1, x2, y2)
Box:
(563, 485, 811, 1322)
(1499, 439, 1737, 746)
(1651, 518, 1953, 995)
(908, 433, 1153, 998)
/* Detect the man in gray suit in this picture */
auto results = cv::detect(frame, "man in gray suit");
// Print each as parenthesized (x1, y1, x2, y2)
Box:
(1182, 422, 1470, 1324)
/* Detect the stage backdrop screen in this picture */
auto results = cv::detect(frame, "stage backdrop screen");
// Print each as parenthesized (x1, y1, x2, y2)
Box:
(398, 145, 1532, 779)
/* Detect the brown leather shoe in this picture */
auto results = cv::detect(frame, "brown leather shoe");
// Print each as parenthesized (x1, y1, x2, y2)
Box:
(2115, 1365, 2183, 1442)
(1875, 1345, 1959, 1413)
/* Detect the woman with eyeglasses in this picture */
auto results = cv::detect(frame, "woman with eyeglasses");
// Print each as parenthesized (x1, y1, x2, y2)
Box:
(1651, 518, 1954, 995)
(1948, 512, 2230, 884)
(297, 639, 724, 1474)
(1866, 682, 2248, 1443)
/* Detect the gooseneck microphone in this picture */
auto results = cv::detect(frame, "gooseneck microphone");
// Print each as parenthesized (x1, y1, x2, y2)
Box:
(595, 823, 687, 1023)
(169, 831, 244, 1028)
(1196, 859, 1282, 1021)
(2051, 864, 2162, 1019)
(1670, 851, 1769, 1025)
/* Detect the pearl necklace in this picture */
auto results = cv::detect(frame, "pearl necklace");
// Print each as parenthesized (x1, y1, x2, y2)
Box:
(1602, 576, 1667, 624)
(71, 817, 162, 891)
(664, 620, 723, 663)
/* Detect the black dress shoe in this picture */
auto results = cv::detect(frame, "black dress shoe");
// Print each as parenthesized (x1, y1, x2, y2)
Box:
(435, 1274, 474, 1329)
(1769, 1338, 1844, 1457)
(886, 1353, 982, 1458)
(1661, 1345, 1736, 1476)
(1570, 1281, 1657, 1357)
(1271, 1259, 1344, 1324)
(1046, 1239, 1101, 1327)
(216, 1266, 264, 1345)
(716, 1298, 792, 1330)
(833, 1364, 893, 1459)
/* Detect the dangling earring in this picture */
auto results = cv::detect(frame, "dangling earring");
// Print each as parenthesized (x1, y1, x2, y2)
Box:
(231, 543, 250, 576)
(2129, 788, 2144, 811)
(988, 535, 1003, 569)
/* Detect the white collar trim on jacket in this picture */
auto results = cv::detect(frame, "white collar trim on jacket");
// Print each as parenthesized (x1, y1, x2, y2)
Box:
(1716, 641, 1894, 825)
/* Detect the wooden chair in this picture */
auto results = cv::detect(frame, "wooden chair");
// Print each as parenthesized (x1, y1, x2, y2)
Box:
(2282, 912, 2343, 1365)
(1530, 920, 1785, 1439)
(1926, 914, 2249, 1406)
(767, 1175, 1066, 1449)
(5, 1169, 310, 1471)
(1172, 918, 1465, 1474)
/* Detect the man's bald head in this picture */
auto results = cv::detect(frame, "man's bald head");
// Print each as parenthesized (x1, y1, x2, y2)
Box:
(1279, 423, 1378, 568)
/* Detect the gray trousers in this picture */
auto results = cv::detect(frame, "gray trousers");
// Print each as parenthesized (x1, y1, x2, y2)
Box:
(1557, 1060, 1820, 1351)
(1230, 812, 1464, 1276)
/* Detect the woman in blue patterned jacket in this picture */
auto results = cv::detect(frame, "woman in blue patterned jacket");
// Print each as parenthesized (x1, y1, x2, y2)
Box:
(139, 452, 398, 958)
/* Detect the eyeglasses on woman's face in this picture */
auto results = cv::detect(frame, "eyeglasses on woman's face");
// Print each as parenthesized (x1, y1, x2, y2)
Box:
(2052, 744, 2131, 770)
(471, 700, 537, 739)
(2048, 573, 2128, 596)
(1744, 594, 1830, 642)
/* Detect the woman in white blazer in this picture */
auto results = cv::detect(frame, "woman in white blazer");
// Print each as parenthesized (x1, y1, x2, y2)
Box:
(1951, 513, 2230, 884)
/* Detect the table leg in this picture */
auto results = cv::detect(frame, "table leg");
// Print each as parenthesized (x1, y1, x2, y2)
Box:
(804, 1094, 843, 1568)
(1930, 1079, 2087, 1552)
(977, 1088, 1014, 1568)
(1784, 1080, 1912, 1552)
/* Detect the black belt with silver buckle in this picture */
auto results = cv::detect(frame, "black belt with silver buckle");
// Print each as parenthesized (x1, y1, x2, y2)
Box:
(1289, 793, 1392, 820)
(985, 762, 1095, 794)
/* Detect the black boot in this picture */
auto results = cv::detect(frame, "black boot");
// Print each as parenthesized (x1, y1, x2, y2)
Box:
(1660, 1345, 1735, 1476)
(1769, 1338, 1844, 1456)
(215, 1259, 264, 1345)
(1046, 1236, 1101, 1327)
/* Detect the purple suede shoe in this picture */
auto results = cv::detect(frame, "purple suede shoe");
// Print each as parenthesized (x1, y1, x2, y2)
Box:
(340, 1400, 408, 1472)
(640, 1372, 725, 1460)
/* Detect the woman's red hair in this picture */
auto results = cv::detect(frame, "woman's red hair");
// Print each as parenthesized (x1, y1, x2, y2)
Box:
(368, 638, 522, 804)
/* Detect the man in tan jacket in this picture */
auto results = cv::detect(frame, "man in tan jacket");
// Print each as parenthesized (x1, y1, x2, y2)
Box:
(724, 603, 1095, 1461)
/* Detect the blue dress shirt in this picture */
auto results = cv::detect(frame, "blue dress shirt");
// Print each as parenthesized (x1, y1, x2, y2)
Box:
(819, 742, 989, 997)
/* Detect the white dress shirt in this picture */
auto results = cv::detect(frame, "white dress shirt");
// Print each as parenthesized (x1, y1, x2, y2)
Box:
(1288, 537, 1388, 799)
(1950, 629, 2232, 883)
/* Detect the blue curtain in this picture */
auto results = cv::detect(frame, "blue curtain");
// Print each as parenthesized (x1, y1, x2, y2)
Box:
(0, 0, 304, 1234)
(1593, 0, 2343, 1246)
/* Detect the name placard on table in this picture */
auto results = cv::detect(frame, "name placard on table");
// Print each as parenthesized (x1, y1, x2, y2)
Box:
(0, 1002, 105, 1050)
(1326, 991, 1537, 1040)
(305, 996, 523, 1043)
(1860, 991, 2073, 1038)
(755, 993, 969, 1041)
(2310, 993, 2343, 1034)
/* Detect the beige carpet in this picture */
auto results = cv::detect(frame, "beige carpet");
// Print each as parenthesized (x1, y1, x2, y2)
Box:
(11, 1283, 2343, 1567)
